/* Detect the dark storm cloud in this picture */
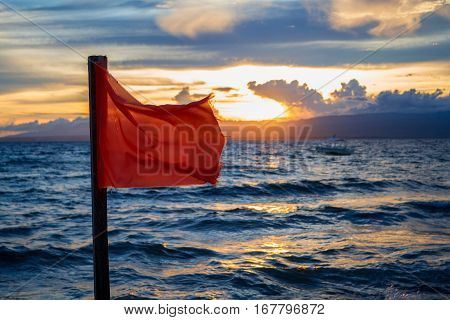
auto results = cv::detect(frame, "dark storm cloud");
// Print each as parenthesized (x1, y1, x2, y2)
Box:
(372, 89, 450, 113)
(248, 78, 450, 116)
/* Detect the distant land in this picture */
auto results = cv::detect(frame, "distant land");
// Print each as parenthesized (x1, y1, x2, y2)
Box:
(1, 111, 450, 142)
(299, 111, 450, 139)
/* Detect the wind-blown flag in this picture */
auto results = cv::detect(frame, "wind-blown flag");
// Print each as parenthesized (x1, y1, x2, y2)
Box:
(93, 65, 225, 188)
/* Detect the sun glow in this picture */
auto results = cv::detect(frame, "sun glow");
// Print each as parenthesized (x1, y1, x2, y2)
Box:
(217, 96, 287, 121)
(113, 61, 449, 122)
(2, 61, 449, 125)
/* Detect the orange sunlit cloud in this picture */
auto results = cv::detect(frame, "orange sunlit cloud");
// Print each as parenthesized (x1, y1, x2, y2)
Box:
(0, 61, 449, 125)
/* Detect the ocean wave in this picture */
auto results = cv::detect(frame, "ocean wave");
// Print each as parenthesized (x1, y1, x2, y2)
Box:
(0, 225, 34, 237)
(172, 216, 283, 231)
(339, 179, 394, 191)
(188, 180, 338, 198)
(1, 140, 450, 299)
(318, 206, 406, 225)
(0, 245, 90, 266)
(109, 241, 219, 259)
(253, 264, 450, 296)
(405, 200, 450, 214)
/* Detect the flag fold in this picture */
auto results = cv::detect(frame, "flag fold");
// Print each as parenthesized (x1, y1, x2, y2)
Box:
(94, 65, 225, 188)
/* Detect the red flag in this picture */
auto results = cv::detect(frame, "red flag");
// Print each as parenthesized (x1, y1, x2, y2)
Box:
(94, 65, 225, 188)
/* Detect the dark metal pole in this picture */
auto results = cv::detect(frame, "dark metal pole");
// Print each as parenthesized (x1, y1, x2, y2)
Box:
(88, 55, 110, 300)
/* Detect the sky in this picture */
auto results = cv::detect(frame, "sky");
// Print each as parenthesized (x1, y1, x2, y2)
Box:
(0, 0, 449, 126)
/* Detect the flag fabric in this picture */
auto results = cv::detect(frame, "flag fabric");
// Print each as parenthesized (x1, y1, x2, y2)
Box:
(93, 65, 225, 188)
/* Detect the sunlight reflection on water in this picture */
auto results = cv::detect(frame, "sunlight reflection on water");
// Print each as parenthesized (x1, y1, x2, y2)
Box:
(0, 140, 449, 299)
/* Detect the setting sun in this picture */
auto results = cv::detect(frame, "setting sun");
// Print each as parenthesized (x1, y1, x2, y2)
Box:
(216, 96, 287, 121)
(1, 0, 450, 307)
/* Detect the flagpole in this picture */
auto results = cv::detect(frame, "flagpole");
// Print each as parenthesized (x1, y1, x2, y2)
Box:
(88, 55, 110, 300)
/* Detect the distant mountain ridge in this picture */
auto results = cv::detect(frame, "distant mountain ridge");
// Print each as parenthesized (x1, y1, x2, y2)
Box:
(297, 111, 450, 139)
(1, 111, 450, 142)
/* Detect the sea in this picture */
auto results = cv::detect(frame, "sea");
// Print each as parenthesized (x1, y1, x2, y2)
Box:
(0, 139, 449, 299)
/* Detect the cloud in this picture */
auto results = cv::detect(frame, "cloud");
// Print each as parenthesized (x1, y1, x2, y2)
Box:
(174, 86, 210, 103)
(0, 120, 40, 132)
(248, 78, 450, 116)
(0, 117, 89, 139)
(437, 3, 450, 19)
(247, 79, 328, 113)
(0, 117, 88, 131)
(312, 0, 448, 36)
(213, 87, 236, 92)
(329, 79, 371, 113)
(247, 78, 373, 115)
(174, 87, 194, 104)
(1, 0, 448, 75)
(155, 0, 269, 38)
(331, 79, 367, 99)
(372, 88, 450, 113)
(0, 53, 59, 92)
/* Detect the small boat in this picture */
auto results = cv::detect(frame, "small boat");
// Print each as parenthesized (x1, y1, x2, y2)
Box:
(316, 135, 354, 156)
(316, 145, 354, 156)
